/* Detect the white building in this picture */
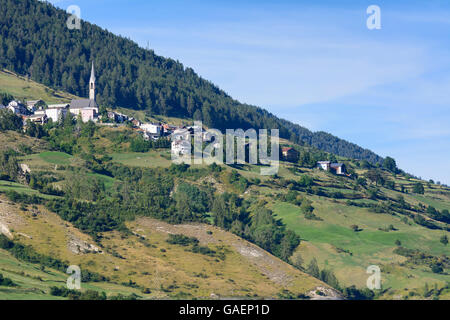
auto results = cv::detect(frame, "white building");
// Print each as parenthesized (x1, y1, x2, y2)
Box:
(317, 161, 346, 175)
(171, 140, 191, 155)
(47, 103, 70, 109)
(45, 104, 69, 123)
(317, 161, 331, 171)
(172, 128, 191, 141)
(28, 113, 47, 124)
(140, 123, 161, 135)
(7, 101, 28, 115)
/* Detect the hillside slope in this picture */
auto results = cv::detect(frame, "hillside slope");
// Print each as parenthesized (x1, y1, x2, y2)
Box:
(0, 193, 336, 299)
(0, 0, 382, 164)
(0, 120, 448, 299)
(0, 69, 78, 104)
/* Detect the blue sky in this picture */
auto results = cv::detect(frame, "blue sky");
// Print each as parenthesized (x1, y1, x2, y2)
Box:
(50, 0, 450, 184)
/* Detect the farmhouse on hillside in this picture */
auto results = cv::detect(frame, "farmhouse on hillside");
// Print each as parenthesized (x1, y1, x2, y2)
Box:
(282, 147, 299, 162)
(317, 161, 331, 171)
(317, 161, 346, 175)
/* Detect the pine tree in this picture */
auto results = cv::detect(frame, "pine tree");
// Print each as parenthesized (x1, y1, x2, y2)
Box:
(307, 258, 320, 278)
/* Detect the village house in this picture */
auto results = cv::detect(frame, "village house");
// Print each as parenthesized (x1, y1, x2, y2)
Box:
(140, 123, 161, 135)
(139, 123, 163, 141)
(317, 161, 346, 175)
(170, 127, 193, 155)
(131, 118, 141, 127)
(107, 111, 128, 123)
(45, 104, 69, 122)
(330, 163, 346, 175)
(162, 124, 176, 133)
(27, 113, 47, 124)
(317, 161, 331, 171)
(26, 99, 45, 112)
(203, 131, 214, 142)
(282, 147, 299, 162)
(171, 139, 191, 155)
(172, 128, 191, 141)
(7, 100, 29, 115)
(32, 109, 46, 118)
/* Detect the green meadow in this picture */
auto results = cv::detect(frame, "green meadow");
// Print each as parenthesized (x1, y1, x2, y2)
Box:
(0, 249, 144, 300)
(0, 69, 78, 104)
(111, 150, 172, 168)
(38, 151, 73, 165)
(272, 200, 450, 293)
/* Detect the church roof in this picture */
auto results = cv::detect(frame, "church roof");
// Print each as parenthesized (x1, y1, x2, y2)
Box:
(70, 99, 98, 109)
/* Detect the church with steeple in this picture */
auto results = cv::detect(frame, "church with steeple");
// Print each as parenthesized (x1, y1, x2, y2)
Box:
(69, 61, 99, 122)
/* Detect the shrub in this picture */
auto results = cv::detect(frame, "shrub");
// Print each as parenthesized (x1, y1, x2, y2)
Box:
(413, 182, 425, 194)
(166, 234, 199, 246)
(0, 273, 16, 287)
(431, 264, 443, 274)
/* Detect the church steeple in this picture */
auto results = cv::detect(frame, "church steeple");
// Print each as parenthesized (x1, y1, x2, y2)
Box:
(89, 61, 96, 101)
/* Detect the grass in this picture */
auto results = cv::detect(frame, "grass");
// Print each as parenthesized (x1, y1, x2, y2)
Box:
(38, 151, 73, 165)
(111, 150, 172, 168)
(0, 131, 49, 154)
(0, 194, 323, 299)
(114, 107, 192, 127)
(271, 199, 450, 293)
(409, 194, 450, 211)
(0, 69, 78, 104)
(0, 249, 145, 300)
(0, 180, 57, 199)
(87, 173, 116, 192)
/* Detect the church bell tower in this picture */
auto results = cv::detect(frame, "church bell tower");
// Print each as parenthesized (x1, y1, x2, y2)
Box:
(89, 61, 96, 101)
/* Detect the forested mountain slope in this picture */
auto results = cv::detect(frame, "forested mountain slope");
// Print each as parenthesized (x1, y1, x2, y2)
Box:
(0, 0, 382, 163)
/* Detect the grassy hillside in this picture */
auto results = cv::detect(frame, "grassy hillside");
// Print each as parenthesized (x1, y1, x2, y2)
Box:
(0, 71, 449, 300)
(1, 124, 448, 299)
(0, 248, 144, 299)
(0, 69, 78, 104)
(0, 191, 330, 299)
(0, 121, 335, 299)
